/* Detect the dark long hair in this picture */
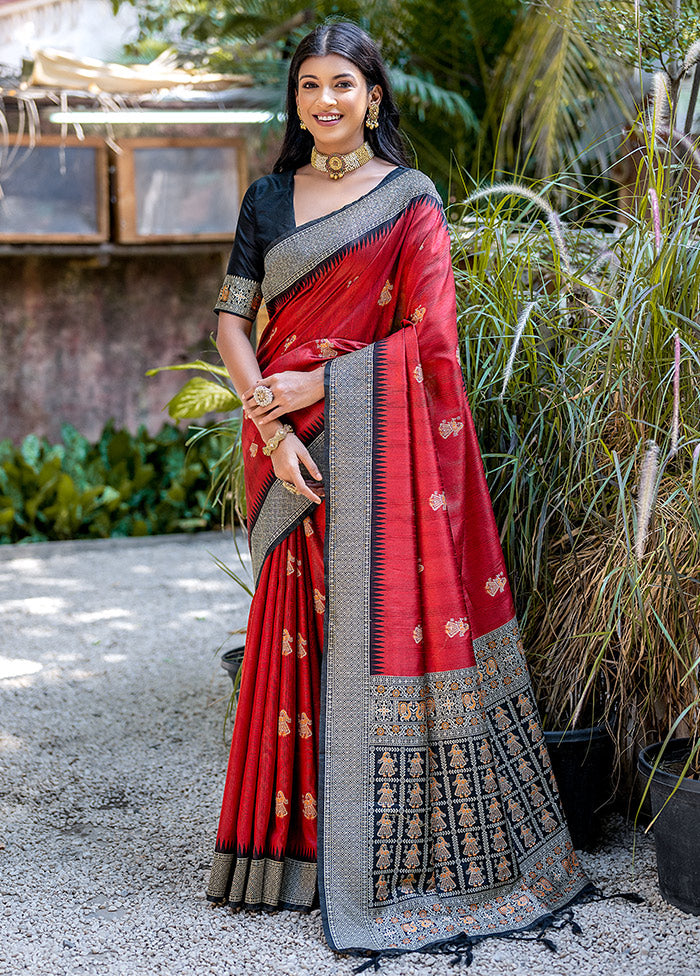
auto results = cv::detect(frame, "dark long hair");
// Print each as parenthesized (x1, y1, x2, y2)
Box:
(273, 22, 410, 173)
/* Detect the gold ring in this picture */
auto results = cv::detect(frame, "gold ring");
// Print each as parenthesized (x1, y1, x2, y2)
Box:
(280, 480, 301, 495)
(253, 385, 274, 407)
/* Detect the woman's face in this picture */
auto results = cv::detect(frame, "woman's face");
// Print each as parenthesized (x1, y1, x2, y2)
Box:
(296, 53, 380, 153)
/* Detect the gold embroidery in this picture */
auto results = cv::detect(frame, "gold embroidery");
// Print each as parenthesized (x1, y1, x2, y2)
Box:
(378, 280, 393, 306)
(375, 874, 389, 900)
(302, 792, 317, 819)
(214, 274, 262, 320)
(412, 625, 423, 644)
(286, 552, 296, 575)
(376, 844, 392, 869)
(445, 618, 470, 638)
(298, 712, 313, 738)
(275, 790, 288, 818)
(438, 417, 464, 439)
(413, 364, 424, 384)
(316, 338, 338, 359)
(410, 305, 426, 324)
(281, 629, 293, 656)
(284, 334, 297, 351)
(313, 588, 325, 614)
(485, 573, 508, 596)
(249, 442, 258, 457)
(303, 517, 314, 536)
(377, 783, 396, 808)
(378, 751, 397, 777)
(278, 709, 292, 736)
(428, 491, 447, 512)
(297, 633, 308, 658)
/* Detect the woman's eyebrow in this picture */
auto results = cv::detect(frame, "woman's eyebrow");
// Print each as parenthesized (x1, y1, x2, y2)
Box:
(299, 72, 357, 80)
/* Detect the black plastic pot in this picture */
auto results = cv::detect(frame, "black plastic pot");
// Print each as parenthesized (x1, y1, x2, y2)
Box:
(220, 646, 245, 689)
(638, 738, 700, 916)
(543, 724, 613, 851)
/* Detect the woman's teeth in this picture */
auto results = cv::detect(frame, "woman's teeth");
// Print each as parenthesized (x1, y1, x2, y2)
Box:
(316, 115, 341, 121)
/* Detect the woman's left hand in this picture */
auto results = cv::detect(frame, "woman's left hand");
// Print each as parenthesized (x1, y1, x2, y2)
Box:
(243, 367, 325, 422)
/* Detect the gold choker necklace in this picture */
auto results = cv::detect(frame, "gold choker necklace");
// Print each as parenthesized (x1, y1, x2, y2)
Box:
(311, 141, 374, 180)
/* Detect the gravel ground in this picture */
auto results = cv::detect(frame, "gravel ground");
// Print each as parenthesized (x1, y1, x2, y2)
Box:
(0, 533, 698, 976)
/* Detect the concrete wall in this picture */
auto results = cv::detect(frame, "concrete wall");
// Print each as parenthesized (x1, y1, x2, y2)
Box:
(0, 247, 229, 444)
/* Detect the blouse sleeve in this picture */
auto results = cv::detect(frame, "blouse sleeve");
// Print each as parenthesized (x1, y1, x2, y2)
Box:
(213, 182, 263, 321)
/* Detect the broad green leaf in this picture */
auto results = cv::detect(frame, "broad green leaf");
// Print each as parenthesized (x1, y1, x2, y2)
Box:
(167, 377, 240, 419)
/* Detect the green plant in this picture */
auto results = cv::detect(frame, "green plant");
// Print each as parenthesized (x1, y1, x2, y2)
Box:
(451, 162, 700, 785)
(0, 422, 230, 543)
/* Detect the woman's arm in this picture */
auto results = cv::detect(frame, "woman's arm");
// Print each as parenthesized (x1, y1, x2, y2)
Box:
(216, 311, 323, 503)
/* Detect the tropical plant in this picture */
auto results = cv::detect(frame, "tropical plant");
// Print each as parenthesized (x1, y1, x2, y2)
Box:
(111, 0, 519, 191)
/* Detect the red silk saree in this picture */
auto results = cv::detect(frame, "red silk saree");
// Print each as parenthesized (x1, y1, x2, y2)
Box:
(207, 168, 590, 955)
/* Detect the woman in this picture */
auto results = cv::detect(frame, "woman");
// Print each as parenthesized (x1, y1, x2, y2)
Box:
(207, 21, 590, 960)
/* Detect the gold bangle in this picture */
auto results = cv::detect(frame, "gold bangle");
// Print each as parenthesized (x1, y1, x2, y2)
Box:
(262, 424, 293, 456)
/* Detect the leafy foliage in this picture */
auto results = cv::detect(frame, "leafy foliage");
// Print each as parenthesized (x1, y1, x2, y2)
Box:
(0, 422, 233, 543)
(111, 0, 519, 190)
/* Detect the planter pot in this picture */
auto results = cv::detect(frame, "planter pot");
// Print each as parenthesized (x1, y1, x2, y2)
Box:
(220, 646, 245, 690)
(638, 739, 700, 916)
(544, 724, 613, 850)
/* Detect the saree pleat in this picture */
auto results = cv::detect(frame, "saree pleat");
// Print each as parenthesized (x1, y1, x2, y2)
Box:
(208, 168, 590, 951)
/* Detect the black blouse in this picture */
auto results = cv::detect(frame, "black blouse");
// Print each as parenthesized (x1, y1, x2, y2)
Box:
(213, 171, 296, 321)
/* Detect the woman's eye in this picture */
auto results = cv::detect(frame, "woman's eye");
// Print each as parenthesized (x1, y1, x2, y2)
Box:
(301, 82, 317, 89)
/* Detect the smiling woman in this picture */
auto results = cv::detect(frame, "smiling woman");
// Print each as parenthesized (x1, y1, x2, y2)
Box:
(205, 20, 591, 967)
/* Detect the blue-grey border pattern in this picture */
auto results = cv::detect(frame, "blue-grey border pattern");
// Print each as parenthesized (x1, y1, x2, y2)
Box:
(250, 432, 324, 586)
(319, 347, 589, 954)
(262, 170, 440, 304)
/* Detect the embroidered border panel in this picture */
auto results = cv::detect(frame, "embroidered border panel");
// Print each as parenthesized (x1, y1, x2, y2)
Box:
(214, 273, 263, 321)
(319, 346, 589, 954)
(249, 432, 324, 585)
(262, 170, 441, 303)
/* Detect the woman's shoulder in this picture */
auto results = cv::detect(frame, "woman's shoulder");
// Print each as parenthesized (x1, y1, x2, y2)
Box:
(386, 166, 442, 207)
(244, 171, 294, 203)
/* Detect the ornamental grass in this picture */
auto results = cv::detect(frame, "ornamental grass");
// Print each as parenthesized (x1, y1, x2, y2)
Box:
(453, 161, 700, 783)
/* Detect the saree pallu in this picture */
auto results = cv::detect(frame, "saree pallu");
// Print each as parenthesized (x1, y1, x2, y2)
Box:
(207, 169, 590, 954)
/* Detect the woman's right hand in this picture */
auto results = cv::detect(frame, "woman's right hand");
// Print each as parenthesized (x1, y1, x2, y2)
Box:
(270, 432, 324, 505)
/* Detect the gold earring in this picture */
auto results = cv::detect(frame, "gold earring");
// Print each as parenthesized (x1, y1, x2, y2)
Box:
(366, 102, 380, 130)
(297, 105, 307, 131)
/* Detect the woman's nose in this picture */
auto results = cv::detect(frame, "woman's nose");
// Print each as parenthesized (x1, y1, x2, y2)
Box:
(317, 87, 338, 107)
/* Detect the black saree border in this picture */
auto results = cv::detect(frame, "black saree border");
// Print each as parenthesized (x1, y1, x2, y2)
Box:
(319, 344, 590, 956)
(262, 169, 442, 306)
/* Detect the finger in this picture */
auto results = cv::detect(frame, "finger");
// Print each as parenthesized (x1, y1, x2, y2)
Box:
(299, 448, 322, 482)
(293, 475, 321, 505)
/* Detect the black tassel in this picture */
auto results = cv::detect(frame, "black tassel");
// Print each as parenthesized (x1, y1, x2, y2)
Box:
(353, 954, 381, 973)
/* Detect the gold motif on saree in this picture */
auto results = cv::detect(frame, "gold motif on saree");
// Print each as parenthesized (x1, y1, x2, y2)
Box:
(249, 442, 258, 457)
(296, 633, 308, 658)
(378, 783, 396, 808)
(438, 417, 464, 439)
(283, 334, 297, 351)
(278, 709, 292, 736)
(303, 517, 314, 536)
(316, 338, 338, 359)
(412, 625, 423, 644)
(378, 752, 397, 777)
(378, 280, 393, 306)
(413, 364, 424, 383)
(410, 305, 426, 324)
(485, 573, 507, 596)
(298, 711, 313, 738)
(281, 629, 293, 656)
(445, 617, 469, 638)
(428, 491, 447, 511)
(275, 790, 288, 817)
(313, 588, 325, 614)
(302, 792, 317, 819)
(376, 844, 392, 869)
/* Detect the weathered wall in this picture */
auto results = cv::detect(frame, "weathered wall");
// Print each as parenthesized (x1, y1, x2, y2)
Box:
(0, 248, 229, 444)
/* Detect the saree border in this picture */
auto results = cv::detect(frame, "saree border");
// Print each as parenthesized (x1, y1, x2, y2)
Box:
(319, 347, 590, 955)
(249, 431, 325, 586)
(262, 170, 441, 304)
